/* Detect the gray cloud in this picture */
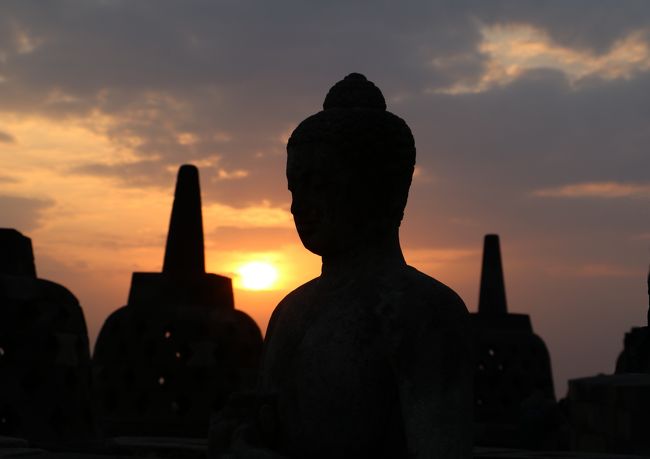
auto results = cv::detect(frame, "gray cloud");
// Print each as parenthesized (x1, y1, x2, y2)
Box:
(0, 1, 489, 208)
(396, 66, 649, 216)
(0, 131, 15, 143)
(477, 0, 650, 54)
(0, 174, 19, 183)
(0, 0, 647, 276)
(1, 1, 648, 210)
(0, 195, 54, 231)
(1, 1, 648, 209)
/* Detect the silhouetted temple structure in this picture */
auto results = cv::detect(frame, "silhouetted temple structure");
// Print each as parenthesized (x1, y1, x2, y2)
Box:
(211, 73, 474, 458)
(568, 270, 650, 455)
(0, 229, 94, 448)
(471, 234, 556, 448)
(615, 270, 650, 373)
(92, 165, 263, 438)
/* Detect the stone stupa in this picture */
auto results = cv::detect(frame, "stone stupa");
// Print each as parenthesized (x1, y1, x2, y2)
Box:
(92, 164, 263, 438)
(568, 269, 650, 454)
(0, 229, 94, 448)
(471, 234, 556, 448)
(615, 270, 650, 373)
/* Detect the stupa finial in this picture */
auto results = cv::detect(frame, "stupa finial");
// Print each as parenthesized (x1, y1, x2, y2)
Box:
(0, 228, 36, 277)
(323, 73, 387, 111)
(162, 164, 205, 275)
(478, 234, 508, 315)
(647, 268, 650, 327)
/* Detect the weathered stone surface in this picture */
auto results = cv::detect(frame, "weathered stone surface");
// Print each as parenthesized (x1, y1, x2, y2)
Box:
(107, 436, 207, 458)
(471, 235, 557, 449)
(567, 373, 650, 455)
(615, 271, 650, 374)
(568, 271, 650, 455)
(474, 445, 650, 458)
(210, 74, 473, 458)
(93, 165, 262, 438)
(0, 229, 94, 449)
(3, 445, 649, 459)
(616, 326, 650, 374)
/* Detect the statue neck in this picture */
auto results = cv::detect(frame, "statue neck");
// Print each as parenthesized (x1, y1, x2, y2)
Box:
(320, 227, 405, 279)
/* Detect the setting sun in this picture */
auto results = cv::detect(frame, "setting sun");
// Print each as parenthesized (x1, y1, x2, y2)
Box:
(237, 261, 279, 291)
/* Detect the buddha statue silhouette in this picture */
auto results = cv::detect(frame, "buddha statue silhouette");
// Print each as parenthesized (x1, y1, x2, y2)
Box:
(210, 74, 472, 458)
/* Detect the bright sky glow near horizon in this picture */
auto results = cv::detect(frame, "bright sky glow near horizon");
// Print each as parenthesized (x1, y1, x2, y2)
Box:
(237, 261, 280, 291)
(0, 0, 649, 396)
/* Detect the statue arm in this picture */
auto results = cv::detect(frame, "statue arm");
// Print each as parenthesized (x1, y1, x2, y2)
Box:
(396, 298, 473, 459)
(209, 301, 289, 459)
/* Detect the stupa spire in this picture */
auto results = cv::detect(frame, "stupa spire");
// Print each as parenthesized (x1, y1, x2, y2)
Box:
(478, 234, 508, 315)
(0, 228, 36, 277)
(162, 164, 205, 275)
(647, 269, 650, 327)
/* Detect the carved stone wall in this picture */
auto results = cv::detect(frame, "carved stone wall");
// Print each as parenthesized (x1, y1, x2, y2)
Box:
(0, 229, 94, 448)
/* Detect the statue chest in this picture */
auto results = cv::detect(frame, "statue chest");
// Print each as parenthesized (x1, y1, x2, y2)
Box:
(261, 287, 404, 456)
(264, 286, 393, 382)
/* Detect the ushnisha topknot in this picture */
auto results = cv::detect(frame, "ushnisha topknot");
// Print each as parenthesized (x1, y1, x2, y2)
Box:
(323, 73, 387, 111)
(287, 73, 416, 224)
(287, 73, 415, 168)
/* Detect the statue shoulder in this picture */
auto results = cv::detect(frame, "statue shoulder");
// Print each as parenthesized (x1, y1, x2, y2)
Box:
(400, 265, 468, 317)
(375, 266, 470, 350)
(265, 277, 321, 338)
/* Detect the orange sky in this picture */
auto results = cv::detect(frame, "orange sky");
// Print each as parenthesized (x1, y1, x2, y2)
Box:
(1, 3, 649, 396)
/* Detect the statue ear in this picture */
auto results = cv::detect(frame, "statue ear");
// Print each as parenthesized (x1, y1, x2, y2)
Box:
(371, 166, 413, 225)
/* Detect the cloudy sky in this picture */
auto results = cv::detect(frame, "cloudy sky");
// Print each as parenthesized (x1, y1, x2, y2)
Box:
(1, 0, 649, 395)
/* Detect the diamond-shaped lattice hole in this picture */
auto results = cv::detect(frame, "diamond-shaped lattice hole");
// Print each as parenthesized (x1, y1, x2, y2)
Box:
(135, 319, 146, 337)
(103, 389, 118, 413)
(0, 404, 20, 435)
(124, 367, 136, 388)
(21, 370, 42, 394)
(45, 334, 60, 362)
(136, 393, 149, 414)
(64, 368, 78, 388)
(170, 396, 190, 416)
(49, 407, 64, 436)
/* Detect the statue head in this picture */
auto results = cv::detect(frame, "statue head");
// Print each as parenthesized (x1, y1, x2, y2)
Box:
(287, 73, 416, 257)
